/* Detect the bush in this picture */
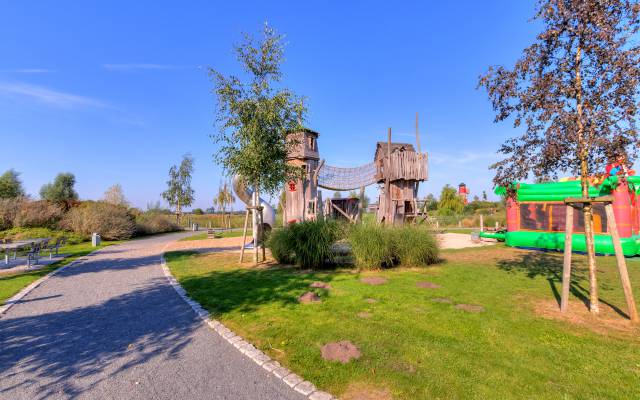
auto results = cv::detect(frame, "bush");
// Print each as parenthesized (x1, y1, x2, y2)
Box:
(267, 220, 341, 268)
(0, 227, 85, 244)
(13, 200, 63, 229)
(348, 223, 439, 269)
(348, 223, 397, 269)
(136, 213, 181, 236)
(61, 201, 136, 240)
(0, 198, 20, 230)
(267, 228, 295, 264)
(392, 225, 439, 266)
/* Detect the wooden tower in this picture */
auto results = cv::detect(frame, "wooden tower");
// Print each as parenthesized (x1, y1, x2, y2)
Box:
(284, 129, 321, 224)
(375, 139, 428, 224)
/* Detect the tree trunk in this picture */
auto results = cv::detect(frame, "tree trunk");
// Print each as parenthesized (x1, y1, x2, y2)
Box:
(575, 44, 599, 314)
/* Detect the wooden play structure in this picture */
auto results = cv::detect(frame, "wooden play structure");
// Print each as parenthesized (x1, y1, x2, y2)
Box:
(284, 114, 428, 226)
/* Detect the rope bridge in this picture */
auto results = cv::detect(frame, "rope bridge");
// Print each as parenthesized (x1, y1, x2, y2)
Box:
(317, 163, 378, 191)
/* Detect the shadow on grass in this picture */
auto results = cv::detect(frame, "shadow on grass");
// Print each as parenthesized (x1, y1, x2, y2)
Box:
(496, 250, 628, 318)
(172, 253, 335, 316)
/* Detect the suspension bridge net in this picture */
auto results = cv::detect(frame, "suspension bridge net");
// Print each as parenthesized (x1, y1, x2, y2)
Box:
(317, 163, 378, 191)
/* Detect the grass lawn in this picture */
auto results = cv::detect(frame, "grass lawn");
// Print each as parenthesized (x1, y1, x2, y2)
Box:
(0, 240, 119, 304)
(179, 229, 246, 241)
(166, 245, 640, 399)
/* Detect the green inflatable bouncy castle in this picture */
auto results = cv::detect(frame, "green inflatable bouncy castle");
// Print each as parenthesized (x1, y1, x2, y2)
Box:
(479, 175, 640, 256)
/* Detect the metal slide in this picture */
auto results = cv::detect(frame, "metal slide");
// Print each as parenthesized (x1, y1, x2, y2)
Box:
(231, 175, 276, 229)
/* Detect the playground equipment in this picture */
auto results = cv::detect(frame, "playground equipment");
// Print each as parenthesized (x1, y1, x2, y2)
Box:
(232, 175, 275, 230)
(481, 175, 640, 256)
(284, 114, 428, 225)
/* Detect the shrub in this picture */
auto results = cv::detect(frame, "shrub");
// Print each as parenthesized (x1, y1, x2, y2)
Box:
(0, 198, 20, 230)
(267, 220, 340, 268)
(135, 213, 181, 235)
(348, 223, 396, 269)
(13, 200, 63, 229)
(348, 223, 439, 269)
(392, 225, 439, 266)
(267, 228, 295, 264)
(0, 227, 85, 244)
(61, 201, 136, 240)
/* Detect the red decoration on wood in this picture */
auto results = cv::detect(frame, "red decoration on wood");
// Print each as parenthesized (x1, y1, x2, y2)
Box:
(288, 181, 297, 192)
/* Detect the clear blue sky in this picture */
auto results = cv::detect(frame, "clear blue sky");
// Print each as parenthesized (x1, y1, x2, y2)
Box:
(0, 1, 541, 210)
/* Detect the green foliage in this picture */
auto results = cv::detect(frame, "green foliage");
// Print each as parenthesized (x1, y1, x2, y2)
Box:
(267, 220, 340, 268)
(266, 227, 295, 264)
(0, 227, 85, 244)
(40, 172, 79, 203)
(162, 154, 195, 218)
(192, 208, 204, 215)
(348, 223, 396, 269)
(436, 184, 464, 216)
(61, 201, 136, 240)
(348, 223, 439, 270)
(210, 24, 306, 196)
(0, 169, 25, 199)
(392, 225, 439, 266)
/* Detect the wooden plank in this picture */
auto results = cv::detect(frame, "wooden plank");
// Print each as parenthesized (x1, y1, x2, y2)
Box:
(564, 196, 614, 204)
(332, 202, 355, 223)
(605, 203, 639, 322)
(561, 204, 574, 313)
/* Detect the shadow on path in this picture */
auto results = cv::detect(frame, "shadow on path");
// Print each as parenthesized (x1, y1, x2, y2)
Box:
(0, 279, 197, 399)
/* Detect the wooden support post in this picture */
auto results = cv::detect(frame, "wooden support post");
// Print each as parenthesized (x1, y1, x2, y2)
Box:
(605, 203, 639, 322)
(358, 186, 365, 222)
(561, 205, 574, 313)
(259, 206, 266, 262)
(239, 209, 250, 263)
(480, 214, 484, 232)
(385, 128, 392, 224)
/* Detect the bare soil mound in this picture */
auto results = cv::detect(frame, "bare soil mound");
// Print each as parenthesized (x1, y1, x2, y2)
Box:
(321, 340, 361, 363)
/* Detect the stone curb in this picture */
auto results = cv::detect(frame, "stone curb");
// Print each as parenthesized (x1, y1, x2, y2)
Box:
(160, 251, 337, 400)
(0, 248, 107, 317)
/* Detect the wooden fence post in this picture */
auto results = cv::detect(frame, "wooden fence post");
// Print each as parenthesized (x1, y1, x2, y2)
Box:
(561, 205, 574, 313)
(605, 203, 639, 322)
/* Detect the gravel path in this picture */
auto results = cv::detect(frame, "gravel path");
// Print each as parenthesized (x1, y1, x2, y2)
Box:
(0, 233, 305, 400)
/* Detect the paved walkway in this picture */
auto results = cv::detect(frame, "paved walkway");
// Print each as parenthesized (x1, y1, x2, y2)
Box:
(0, 233, 305, 400)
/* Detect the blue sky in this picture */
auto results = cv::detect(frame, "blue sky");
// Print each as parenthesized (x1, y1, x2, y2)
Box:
(0, 1, 541, 210)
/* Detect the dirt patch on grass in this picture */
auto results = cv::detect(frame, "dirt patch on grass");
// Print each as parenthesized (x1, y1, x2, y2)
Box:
(416, 281, 441, 289)
(534, 298, 640, 338)
(455, 304, 485, 313)
(310, 281, 332, 289)
(321, 340, 361, 363)
(298, 291, 321, 304)
(165, 236, 251, 253)
(442, 246, 532, 265)
(357, 312, 372, 318)
(432, 297, 453, 303)
(360, 277, 388, 285)
(342, 382, 393, 400)
(364, 298, 378, 304)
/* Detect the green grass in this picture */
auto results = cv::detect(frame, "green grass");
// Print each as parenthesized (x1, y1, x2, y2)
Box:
(0, 240, 120, 304)
(166, 245, 640, 399)
(178, 229, 246, 241)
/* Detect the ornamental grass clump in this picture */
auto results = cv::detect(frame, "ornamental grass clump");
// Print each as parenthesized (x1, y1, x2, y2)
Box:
(391, 225, 439, 266)
(348, 223, 439, 270)
(267, 227, 295, 265)
(267, 220, 340, 268)
(348, 223, 396, 270)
